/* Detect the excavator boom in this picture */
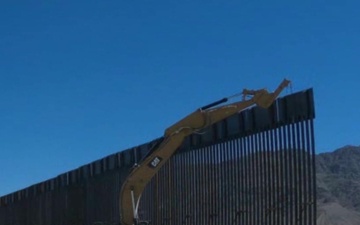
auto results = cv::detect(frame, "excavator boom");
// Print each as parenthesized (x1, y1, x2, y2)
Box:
(119, 79, 290, 225)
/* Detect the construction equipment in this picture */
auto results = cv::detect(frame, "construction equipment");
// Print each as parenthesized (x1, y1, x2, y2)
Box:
(119, 79, 291, 225)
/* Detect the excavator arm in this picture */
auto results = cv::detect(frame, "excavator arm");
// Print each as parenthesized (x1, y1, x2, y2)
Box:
(119, 79, 290, 225)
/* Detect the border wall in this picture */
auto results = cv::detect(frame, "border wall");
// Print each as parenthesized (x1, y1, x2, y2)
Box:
(0, 89, 316, 225)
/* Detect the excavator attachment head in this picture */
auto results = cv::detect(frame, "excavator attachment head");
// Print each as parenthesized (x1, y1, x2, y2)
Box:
(243, 79, 291, 108)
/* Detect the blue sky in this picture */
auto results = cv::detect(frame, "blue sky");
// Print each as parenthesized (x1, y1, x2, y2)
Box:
(1, 0, 359, 196)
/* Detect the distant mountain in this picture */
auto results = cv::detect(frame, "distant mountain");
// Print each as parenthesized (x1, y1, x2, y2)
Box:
(316, 145, 360, 225)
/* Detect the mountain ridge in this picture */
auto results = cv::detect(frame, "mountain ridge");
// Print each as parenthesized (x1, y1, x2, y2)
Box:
(316, 145, 360, 225)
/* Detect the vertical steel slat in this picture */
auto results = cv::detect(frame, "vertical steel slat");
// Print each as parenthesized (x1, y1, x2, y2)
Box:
(292, 123, 297, 224)
(175, 156, 182, 225)
(294, 122, 301, 225)
(211, 145, 215, 225)
(248, 135, 253, 225)
(251, 134, 256, 225)
(265, 129, 271, 225)
(181, 153, 187, 225)
(158, 165, 163, 225)
(282, 125, 289, 225)
(265, 130, 272, 225)
(256, 133, 260, 224)
(258, 132, 263, 225)
(167, 160, 175, 225)
(209, 145, 216, 225)
(198, 147, 202, 224)
(239, 137, 245, 225)
(188, 150, 193, 225)
(310, 119, 317, 225)
(228, 140, 234, 224)
(195, 148, 199, 225)
(204, 146, 210, 225)
(277, 126, 282, 225)
(179, 153, 184, 225)
(220, 142, 225, 225)
(295, 121, 303, 225)
(287, 124, 292, 225)
(230, 141, 234, 224)
(284, 125, 293, 224)
(225, 141, 231, 225)
(222, 142, 226, 225)
(215, 144, 221, 225)
(254, 132, 260, 225)
(166, 160, 171, 225)
(231, 139, 238, 225)
(229, 140, 241, 224)
(202, 147, 207, 225)
(252, 134, 257, 225)
(268, 129, 273, 225)
(205, 146, 210, 225)
(305, 120, 312, 225)
(208, 146, 216, 224)
(213, 145, 218, 225)
(307, 119, 312, 225)
(231, 140, 236, 225)
(274, 126, 287, 225)
(195, 148, 201, 225)
(297, 121, 303, 225)
(285, 124, 293, 224)
(175, 156, 179, 225)
(179, 153, 185, 225)
(273, 128, 278, 225)
(186, 151, 193, 225)
(209, 146, 214, 225)
(235, 138, 240, 225)
(198, 148, 203, 225)
(208, 146, 212, 224)
(279, 126, 285, 225)
(268, 126, 282, 224)
(163, 161, 168, 225)
(254, 133, 259, 225)
(300, 121, 309, 225)
(185, 152, 189, 225)
(260, 131, 265, 224)
(269, 130, 274, 225)
(189, 150, 195, 225)
(194, 149, 204, 224)
(244, 136, 249, 225)
(226, 141, 231, 225)
(300, 120, 308, 225)
(169, 157, 174, 225)
(263, 131, 268, 225)
(190, 150, 196, 225)
(232, 140, 237, 225)
(218, 143, 223, 225)
(265, 130, 275, 224)
(206, 146, 211, 225)
(248, 134, 252, 225)
(291, 123, 296, 224)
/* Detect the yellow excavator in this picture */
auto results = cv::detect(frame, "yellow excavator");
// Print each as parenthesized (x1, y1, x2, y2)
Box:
(119, 79, 291, 225)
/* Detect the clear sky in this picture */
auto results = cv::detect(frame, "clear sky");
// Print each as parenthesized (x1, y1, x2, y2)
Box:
(1, 0, 359, 196)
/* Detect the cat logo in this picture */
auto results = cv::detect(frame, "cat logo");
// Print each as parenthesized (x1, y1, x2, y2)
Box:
(148, 156, 163, 168)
